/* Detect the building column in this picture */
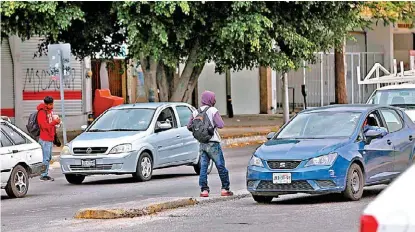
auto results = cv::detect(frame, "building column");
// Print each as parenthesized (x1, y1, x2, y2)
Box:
(8, 36, 23, 128)
(259, 66, 272, 114)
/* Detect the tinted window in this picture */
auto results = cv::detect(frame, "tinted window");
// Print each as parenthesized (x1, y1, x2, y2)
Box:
(89, 108, 155, 131)
(277, 111, 361, 139)
(1, 124, 26, 145)
(156, 107, 178, 128)
(380, 109, 404, 133)
(1, 131, 13, 147)
(368, 89, 415, 108)
(176, 106, 192, 127)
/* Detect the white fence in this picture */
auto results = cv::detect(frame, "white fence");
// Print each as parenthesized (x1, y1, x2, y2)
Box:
(273, 52, 385, 112)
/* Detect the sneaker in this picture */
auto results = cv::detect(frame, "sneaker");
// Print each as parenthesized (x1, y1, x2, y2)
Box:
(221, 189, 234, 197)
(200, 190, 209, 197)
(40, 176, 55, 181)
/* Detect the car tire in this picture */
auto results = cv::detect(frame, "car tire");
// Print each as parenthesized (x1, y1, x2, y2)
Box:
(342, 163, 364, 201)
(65, 174, 85, 185)
(132, 152, 153, 182)
(193, 158, 213, 175)
(5, 165, 29, 198)
(252, 195, 273, 204)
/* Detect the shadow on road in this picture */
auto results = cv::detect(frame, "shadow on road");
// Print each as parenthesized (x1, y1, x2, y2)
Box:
(81, 173, 196, 185)
(272, 187, 384, 205)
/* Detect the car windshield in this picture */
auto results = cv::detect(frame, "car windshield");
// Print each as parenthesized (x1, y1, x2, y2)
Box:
(276, 111, 361, 139)
(367, 88, 415, 109)
(88, 108, 155, 132)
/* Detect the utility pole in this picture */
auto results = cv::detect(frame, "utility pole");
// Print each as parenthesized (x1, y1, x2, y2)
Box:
(282, 73, 289, 123)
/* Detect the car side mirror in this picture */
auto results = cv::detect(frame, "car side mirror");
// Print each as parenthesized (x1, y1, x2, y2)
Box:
(81, 125, 87, 131)
(266, 132, 276, 140)
(364, 129, 383, 144)
(156, 121, 172, 132)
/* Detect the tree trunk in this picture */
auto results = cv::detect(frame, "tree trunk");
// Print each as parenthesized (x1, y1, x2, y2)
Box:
(156, 63, 170, 102)
(181, 65, 204, 103)
(335, 42, 348, 104)
(140, 56, 159, 102)
(170, 41, 200, 101)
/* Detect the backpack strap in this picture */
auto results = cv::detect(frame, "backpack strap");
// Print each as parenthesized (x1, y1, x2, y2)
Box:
(199, 106, 210, 114)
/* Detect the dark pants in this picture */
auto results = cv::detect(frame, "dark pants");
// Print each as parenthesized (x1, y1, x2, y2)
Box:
(199, 142, 230, 191)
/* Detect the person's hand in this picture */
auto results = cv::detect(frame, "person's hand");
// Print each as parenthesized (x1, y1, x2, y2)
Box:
(54, 118, 61, 124)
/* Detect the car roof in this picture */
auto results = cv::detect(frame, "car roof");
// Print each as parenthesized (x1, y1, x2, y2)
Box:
(377, 83, 415, 90)
(300, 104, 382, 114)
(111, 102, 190, 110)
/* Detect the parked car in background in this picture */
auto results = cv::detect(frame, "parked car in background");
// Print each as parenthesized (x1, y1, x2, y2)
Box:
(247, 105, 415, 203)
(360, 164, 415, 232)
(1, 117, 45, 198)
(366, 83, 415, 121)
(60, 102, 213, 184)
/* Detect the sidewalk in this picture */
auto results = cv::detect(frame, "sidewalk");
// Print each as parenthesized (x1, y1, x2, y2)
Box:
(52, 114, 285, 157)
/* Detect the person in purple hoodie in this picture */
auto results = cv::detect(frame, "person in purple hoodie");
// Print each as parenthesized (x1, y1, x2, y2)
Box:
(188, 91, 233, 197)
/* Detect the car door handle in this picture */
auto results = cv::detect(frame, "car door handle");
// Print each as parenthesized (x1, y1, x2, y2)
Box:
(176, 135, 181, 138)
(387, 140, 392, 145)
(12, 150, 19, 153)
(409, 135, 413, 141)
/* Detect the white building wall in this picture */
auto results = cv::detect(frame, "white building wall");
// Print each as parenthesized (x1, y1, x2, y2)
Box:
(230, 68, 260, 115)
(8, 36, 90, 131)
(197, 62, 227, 115)
(366, 21, 394, 71)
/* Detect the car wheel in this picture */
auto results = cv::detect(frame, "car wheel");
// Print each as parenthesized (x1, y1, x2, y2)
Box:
(5, 165, 29, 198)
(65, 174, 85, 184)
(342, 163, 364, 201)
(252, 195, 273, 204)
(193, 158, 213, 175)
(132, 152, 153, 182)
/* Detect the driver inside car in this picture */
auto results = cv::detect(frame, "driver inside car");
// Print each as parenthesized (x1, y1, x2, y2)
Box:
(363, 116, 388, 137)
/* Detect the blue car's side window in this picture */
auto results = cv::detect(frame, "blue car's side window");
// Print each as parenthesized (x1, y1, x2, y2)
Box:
(380, 109, 404, 133)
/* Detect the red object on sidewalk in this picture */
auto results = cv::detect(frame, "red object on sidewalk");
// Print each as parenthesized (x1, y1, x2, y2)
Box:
(93, 89, 124, 118)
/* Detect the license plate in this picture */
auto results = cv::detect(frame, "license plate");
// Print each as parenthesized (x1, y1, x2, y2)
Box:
(81, 159, 96, 167)
(273, 173, 291, 184)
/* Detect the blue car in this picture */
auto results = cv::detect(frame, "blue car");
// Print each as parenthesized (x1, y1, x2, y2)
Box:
(247, 105, 415, 203)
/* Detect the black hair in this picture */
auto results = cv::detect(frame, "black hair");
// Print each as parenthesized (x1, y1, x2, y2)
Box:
(44, 96, 54, 104)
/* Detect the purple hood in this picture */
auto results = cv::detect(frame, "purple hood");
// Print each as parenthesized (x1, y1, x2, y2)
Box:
(201, 91, 216, 107)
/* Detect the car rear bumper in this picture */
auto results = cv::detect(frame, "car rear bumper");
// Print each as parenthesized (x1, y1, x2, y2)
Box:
(247, 165, 346, 196)
(29, 162, 46, 177)
(60, 151, 139, 175)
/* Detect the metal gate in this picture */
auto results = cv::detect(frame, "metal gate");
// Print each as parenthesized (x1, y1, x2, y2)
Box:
(274, 52, 385, 112)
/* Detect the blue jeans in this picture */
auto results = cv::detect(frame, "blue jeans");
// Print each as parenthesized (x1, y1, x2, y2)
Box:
(199, 142, 230, 192)
(39, 139, 52, 177)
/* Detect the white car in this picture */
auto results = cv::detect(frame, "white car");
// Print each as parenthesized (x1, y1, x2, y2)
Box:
(360, 164, 415, 232)
(1, 117, 45, 198)
(366, 84, 415, 121)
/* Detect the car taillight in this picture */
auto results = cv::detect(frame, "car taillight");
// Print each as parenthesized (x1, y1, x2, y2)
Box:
(360, 215, 378, 232)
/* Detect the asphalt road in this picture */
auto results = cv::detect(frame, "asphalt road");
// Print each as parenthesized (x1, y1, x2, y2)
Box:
(1, 145, 256, 232)
(1, 145, 385, 232)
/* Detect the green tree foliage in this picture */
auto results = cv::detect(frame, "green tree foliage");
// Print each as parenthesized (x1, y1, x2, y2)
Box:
(1, 1, 366, 102)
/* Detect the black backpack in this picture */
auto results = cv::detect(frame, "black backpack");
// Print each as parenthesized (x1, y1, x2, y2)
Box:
(26, 110, 44, 139)
(190, 107, 214, 143)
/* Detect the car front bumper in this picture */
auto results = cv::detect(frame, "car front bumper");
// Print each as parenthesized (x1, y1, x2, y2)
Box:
(60, 151, 139, 175)
(247, 164, 347, 196)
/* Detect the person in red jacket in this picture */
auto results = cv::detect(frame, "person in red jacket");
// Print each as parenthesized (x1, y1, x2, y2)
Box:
(37, 96, 60, 181)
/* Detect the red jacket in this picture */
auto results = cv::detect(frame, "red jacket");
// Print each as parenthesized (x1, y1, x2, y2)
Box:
(37, 103, 58, 142)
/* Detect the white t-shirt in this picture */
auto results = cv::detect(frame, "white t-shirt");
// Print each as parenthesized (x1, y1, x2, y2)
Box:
(192, 105, 221, 142)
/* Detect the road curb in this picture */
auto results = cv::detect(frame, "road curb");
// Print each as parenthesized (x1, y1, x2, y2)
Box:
(74, 191, 250, 220)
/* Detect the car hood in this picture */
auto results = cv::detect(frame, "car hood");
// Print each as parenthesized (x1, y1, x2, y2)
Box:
(70, 131, 145, 148)
(255, 138, 349, 160)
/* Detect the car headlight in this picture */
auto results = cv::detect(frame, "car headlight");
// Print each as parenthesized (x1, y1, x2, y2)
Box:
(249, 155, 264, 167)
(109, 144, 132, 154)
(305, 152, 338, 167)
(61, 145, 71, 156)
